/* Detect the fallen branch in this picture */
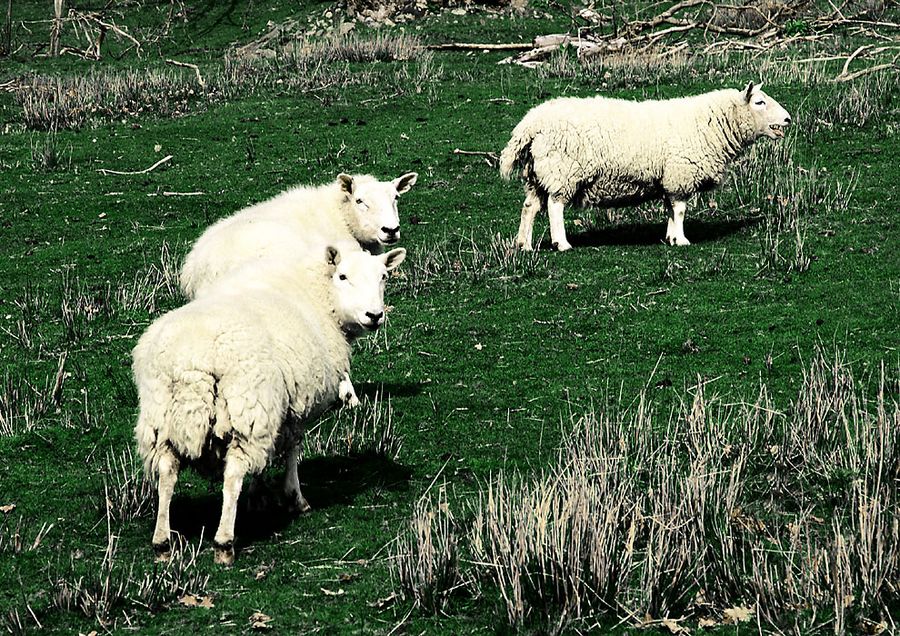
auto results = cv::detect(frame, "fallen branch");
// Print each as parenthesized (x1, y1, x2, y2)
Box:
(834, 46, 900, 81)
(98, 155, 172, 176)
(165, 58, 205, 87)
(453, 148, 499, 168)
(835, 60, 898, 82)
(426, 42, 533, 51)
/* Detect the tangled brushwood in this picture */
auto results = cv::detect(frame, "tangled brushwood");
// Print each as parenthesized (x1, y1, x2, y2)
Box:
(391, 348, 899, 634)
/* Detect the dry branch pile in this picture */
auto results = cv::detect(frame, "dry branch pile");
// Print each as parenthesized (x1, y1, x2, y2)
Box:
(486, 0, 899, 79)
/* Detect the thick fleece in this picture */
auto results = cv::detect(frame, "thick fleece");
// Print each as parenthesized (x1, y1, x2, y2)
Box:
(179, 172, 417, 298)
(133, 246, 406, 564)
(500, 83, 791, 250)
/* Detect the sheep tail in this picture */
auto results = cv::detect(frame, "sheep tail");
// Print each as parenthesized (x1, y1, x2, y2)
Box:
(134, 366, 218, 475)
(499, 120, 535, 181)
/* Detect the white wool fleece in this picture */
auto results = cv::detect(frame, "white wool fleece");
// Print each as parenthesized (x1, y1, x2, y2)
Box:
(500, 83, 791, 249)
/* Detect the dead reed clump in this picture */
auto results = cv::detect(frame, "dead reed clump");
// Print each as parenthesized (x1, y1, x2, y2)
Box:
(51, 494, 209, 628)
(0, 370, 60, 437)
(304, 395, 402, 460)
(101, 446, 155, 524)
(0, 513, 54, 554)
(29, 130, 71, 171)
(16, 68, 208, 130)
(392, 486, 465, 613)
(714, 132, 857, 275)
(16, 33, 432, 130)
(539, 45, 694, 89)
(392, 349, 899, 634)
(399, 232, 546, 296)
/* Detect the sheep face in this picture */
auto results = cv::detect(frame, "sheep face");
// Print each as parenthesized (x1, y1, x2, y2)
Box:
(327, 246, 407, 335)
(337, 173, 418, 247)
(743, 82, 791, 140)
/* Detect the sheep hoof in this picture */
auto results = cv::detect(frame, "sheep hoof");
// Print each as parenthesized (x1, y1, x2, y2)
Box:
(153, 540, 171, 562)
(287, 493, 312, 513)
(213, 541, 235, 566)
(553, 241, 573, 252)
(515, 241, 533, 252)
(666, 235, 691, 246)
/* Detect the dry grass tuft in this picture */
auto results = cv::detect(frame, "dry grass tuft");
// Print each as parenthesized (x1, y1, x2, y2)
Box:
(0, 371, 58, 437)
(304, 394, 402, 460)
(51, 494, 208, 628)
(16, 33, 434, 129)
(0, 513, 54, 554)
(392, 349, 899, 633)
(393, 486, 465, 613)
(399, 233, 546, 296)
(717, 133, 857, 274)
(30, 130, 70, 171)
(101, 447, 155, 524)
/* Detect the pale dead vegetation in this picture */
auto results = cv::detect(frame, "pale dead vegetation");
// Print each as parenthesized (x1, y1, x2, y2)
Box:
(102, 447, 155, 524)
(14, 32, 437, 130)
(0, 513, 54, 554)
(398, 233, 547, 296)
(304, 394, 402, 460)
(391, 349, 899, 634)
(392, 486, 465, 613)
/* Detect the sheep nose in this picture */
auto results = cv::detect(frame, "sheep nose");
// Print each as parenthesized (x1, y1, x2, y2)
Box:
(784, 115, 792, 125)
(381, 226, 400, 237)
(365, 311, 383, 324)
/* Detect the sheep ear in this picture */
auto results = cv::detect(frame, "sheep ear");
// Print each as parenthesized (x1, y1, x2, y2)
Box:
(743, 81, 756, 103)
(337, 173, 355, 194)
(393, 172, 418, 195)
(382, 247, 406, 271)
(325, 245, 341, 268)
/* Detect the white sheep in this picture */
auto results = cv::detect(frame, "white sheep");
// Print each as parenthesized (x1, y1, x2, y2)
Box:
(179, 172, 417, 299)
(133, 245, 407, 565)
(500, 82, 791, 251)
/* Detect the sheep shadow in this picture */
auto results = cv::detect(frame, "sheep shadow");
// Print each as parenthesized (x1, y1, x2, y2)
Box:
(168, 453, 411, 548)
(540, 217, 761, 249)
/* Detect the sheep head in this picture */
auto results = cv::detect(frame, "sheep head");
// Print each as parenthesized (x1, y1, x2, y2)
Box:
(743, 82, 792, 140)
(337, 172, 418, 248)
(327, 245, 407, 337)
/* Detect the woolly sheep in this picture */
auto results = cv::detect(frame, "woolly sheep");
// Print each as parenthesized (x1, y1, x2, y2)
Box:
(500, 82, 791, 251)
(179, 171, 418, 299)
(133, 245, 407, 565)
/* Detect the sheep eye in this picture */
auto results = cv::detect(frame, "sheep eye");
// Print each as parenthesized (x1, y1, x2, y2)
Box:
(339, 274, 347, 281)
(755, 100, 766, 106)
(355, 198, 363, 204)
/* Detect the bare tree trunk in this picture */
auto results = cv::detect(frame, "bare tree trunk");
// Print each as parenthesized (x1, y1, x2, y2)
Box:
(50, 0, 64, 57)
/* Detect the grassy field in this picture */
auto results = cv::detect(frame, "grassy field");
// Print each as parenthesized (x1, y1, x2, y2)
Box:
(0, 1, 897, 634)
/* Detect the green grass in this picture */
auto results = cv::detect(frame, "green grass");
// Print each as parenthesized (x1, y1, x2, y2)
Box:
(0, 1, 898, 634)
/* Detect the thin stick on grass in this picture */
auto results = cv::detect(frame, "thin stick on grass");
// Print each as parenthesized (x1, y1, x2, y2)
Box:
(98, 154, 172, 176)
(165, 58, 205, 87)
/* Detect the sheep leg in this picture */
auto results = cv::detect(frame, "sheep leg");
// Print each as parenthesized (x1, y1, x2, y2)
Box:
(665, 198, 691, 246)
(151, 447, 179, 561)
(283, 441, 312, 513)
(339, 372, 360, 408)
(516, 186, 542, 251)
(213, 451, 249, 566)
(548, 196, 572, 252)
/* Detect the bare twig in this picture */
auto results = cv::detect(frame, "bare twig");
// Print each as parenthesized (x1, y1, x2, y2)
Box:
(426, 42, 533, 51)
(165, 58, 205, 87)
(98, 155, 172, 176)
(453, 148, 499, 168)
(835, 59, 899, 82)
